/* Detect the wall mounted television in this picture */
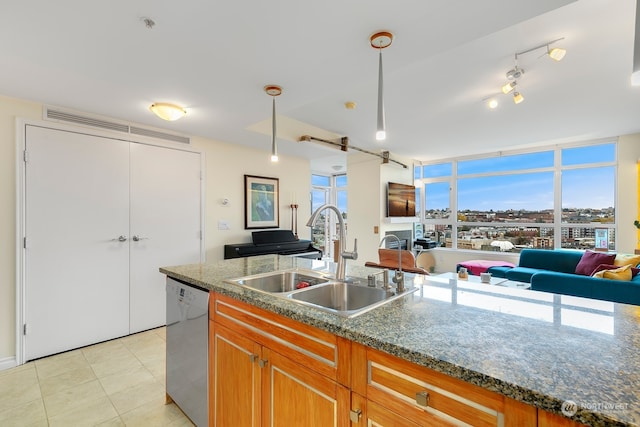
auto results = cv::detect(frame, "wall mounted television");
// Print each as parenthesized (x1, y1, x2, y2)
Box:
(387, 182, 416, 217)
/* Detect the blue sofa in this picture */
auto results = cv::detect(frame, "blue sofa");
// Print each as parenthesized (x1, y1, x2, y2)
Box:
(487, 249, 640, 306)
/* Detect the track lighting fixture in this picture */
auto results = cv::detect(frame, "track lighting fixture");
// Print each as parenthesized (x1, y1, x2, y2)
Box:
(264, 85, 282, 162)
(491, 37, 565, 108)
(370, 31, 393, 141)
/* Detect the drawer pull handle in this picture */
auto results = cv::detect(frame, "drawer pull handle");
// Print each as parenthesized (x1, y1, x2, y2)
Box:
(349, 409, 362, 422)
(259, 359, 269, 368)
(416, 391, 430, 407)
(249, 354, 258, 363)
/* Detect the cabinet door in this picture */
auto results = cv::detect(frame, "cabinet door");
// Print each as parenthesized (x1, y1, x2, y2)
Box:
(129, 144, 202, 333)
(263, 348, 350, 427)
(213, 323, 262, 427)
(24, 125, 130, 360)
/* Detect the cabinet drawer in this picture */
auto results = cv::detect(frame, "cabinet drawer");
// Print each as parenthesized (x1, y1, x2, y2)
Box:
(211, 293, 350, 385)
(353, 343, 535, 427)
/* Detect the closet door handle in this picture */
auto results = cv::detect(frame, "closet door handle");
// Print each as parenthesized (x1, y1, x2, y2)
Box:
(132, 235, 149, 242)
(111, 235, 127, 242)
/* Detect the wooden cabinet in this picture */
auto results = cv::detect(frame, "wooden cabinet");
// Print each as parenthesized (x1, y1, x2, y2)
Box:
(210, 322, 261, 427)
(351, 342, 537, 426)
(263, 347, 349, 426)
(209, 293, 589, 427)
(538, 410, 588, 427)
(209, 293, 350, 426)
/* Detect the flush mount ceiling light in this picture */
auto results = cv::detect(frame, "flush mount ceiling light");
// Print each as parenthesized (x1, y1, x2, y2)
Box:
(370, 31, 393, 141)
(149, 103, 186, 121)
(264, 85, 282, 162)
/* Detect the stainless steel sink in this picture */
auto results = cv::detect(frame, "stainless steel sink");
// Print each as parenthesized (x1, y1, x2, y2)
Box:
(227, 270, 417, 317)
(289, 281, 416, 317)
(226, 269, 331, 293)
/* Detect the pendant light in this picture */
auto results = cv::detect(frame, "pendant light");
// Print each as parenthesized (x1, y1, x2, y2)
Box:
(370, 31, 393, 141)
(632, 0, 640, 85)
(264, 85, 282, 162)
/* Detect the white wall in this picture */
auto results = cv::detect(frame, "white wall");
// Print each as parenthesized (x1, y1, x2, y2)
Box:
(346, 153, 381, 265)
(0, 95, 311, 363)
(0, 96, 42, 366)
(191, 136, 311, 262)
(616, 134, 640, 253)
(346, 152, 415, 266)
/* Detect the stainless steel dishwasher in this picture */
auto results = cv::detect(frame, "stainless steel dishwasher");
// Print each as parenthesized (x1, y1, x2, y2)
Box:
(166, 277, 209, 427)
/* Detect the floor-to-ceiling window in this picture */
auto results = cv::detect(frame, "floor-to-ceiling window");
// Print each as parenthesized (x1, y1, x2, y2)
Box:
(415, 141, 616, 252)
(310, 173, 347, 259)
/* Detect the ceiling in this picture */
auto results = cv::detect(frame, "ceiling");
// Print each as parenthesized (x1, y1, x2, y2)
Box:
(1, 0, 638, 173)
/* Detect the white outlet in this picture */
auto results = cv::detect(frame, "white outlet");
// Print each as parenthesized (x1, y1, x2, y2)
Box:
(218, 220, 230, 230)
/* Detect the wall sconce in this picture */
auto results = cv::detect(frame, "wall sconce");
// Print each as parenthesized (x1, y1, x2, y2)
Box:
(149, 103, 187, 121)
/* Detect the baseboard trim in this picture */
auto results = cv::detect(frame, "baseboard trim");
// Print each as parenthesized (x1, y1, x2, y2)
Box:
(0, 356, 17, 372)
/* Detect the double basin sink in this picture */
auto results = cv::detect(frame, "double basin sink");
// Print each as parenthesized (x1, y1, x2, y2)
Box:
(226, 269, 416, 318)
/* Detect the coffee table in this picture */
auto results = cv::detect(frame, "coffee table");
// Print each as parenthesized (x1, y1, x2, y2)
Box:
(436, 272, 530, 289)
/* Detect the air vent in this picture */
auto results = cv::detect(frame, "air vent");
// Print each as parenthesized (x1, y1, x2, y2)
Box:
(130, 126, 190, 144)
(43, 106, 191, 145)
(46, 109, 129, 133)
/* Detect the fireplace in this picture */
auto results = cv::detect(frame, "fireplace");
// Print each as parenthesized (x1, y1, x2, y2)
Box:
(384, 230, 412, 250)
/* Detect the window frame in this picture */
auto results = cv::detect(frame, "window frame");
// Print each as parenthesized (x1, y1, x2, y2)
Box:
(415, 139, 617, 252)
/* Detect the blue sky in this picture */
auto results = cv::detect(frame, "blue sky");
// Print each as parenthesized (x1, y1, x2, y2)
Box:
(423, 143, 615, 212)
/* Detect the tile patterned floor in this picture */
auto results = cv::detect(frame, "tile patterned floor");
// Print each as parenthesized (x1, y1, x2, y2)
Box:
(0, 327, 195, 426)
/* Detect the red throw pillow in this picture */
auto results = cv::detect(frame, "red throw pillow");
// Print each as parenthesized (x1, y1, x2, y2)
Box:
(575, 251, 617, 276)
(591, 263, 640, 277)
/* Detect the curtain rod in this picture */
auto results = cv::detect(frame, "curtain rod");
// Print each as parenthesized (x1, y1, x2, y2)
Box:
(298, 135, 407, 169)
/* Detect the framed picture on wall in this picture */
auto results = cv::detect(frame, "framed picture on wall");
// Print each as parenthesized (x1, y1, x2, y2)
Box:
(244, 175, 279, 229)
(594, 228, 609, 251)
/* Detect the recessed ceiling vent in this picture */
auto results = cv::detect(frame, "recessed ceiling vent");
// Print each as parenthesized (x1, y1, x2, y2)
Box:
(130, 126, 190, 144)
(43, 106, 191, 145)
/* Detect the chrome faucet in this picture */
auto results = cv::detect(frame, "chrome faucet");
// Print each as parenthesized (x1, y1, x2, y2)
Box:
(378, 234, 405, 292)
(306, 204, 357, 281)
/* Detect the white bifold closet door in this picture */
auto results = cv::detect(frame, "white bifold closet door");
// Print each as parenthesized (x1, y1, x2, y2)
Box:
(24, 125, 202, 361)
(24, 126, 131, 360)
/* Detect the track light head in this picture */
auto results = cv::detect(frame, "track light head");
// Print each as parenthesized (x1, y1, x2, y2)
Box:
(505, 66, 525, 81)
(513, 91, 524, 104)
(501, 81, 517, 94)
(547, 46, 566, 61)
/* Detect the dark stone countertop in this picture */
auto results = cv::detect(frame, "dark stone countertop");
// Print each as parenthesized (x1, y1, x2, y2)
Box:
(160, 255, 640, 426)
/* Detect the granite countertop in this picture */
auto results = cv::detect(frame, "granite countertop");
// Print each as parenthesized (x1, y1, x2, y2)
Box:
(160, 255, 640, 427)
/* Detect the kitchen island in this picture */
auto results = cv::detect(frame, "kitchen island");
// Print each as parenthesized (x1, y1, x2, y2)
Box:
(161, 255, 640, 426)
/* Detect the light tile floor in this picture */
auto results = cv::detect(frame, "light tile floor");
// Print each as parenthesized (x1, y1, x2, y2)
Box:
(0, 327, 195, 426)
